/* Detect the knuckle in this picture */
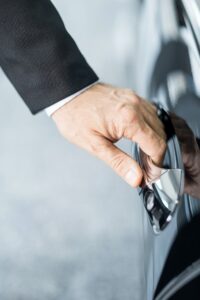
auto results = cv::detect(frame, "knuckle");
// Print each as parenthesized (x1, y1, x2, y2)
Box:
(158, 138, 167, 154)
(124, 88, 133, 96)
(109, 153, 125, 173)
(123, 88, 140, 105)
(131, 95, 141, 105)
(119, 104, 138, 124)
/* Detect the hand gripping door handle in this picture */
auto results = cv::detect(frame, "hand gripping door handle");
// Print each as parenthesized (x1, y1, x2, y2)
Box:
(134, 104, 184, 234)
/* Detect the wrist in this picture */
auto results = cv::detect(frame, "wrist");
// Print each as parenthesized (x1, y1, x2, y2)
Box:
(46, 81, 99, 117)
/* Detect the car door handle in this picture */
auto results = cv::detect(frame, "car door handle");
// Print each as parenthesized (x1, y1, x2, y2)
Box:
(134, 104, 184, 234)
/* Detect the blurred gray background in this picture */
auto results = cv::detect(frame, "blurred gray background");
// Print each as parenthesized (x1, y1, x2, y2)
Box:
(0, 1, 143, 299)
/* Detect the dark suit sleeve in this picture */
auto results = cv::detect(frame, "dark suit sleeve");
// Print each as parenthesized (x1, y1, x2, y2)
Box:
(0, 0, 98, 114)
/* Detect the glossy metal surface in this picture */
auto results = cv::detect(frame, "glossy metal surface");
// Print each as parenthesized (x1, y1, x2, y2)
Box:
(135, 124, 184, 234)
(180, 0, 200, 54)
(136, 1, 200, 298)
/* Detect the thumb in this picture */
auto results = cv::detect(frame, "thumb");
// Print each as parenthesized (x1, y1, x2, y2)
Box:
(94, 138, 143, 187)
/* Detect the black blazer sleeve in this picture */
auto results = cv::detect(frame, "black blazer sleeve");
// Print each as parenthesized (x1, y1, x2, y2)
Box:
(0, 0, 98, 114)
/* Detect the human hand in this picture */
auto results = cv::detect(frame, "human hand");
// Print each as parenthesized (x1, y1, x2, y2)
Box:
(171, 114, 200, 199)
(52, 83, 166, 187)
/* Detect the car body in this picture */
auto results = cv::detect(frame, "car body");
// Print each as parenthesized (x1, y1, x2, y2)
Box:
(134, 1, 200, 298)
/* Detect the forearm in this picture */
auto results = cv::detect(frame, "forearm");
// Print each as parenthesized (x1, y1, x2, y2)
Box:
(0, 0, 98, 114)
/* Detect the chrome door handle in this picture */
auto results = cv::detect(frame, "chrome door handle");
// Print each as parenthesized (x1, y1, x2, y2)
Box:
(134, 104, 184, 234)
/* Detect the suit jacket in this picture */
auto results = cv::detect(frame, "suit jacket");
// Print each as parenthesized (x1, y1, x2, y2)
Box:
(0, 0, 98, 114)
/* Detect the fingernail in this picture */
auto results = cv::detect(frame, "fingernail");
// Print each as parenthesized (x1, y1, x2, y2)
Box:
(125, 168, 137, 186)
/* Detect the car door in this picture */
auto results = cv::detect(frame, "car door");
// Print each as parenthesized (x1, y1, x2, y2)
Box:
(134, 1, 200, 299)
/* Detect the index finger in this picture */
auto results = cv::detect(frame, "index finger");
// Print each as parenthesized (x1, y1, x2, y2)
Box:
(124, 120, 167, 166)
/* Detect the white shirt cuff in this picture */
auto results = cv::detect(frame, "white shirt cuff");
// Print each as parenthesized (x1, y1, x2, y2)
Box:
(45, 81, 99, 116)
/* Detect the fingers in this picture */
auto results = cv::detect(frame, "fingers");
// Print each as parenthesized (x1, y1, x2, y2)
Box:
(134, 123, 166, 166)
(90, 136, 143, 187)
(140, 101, 166, 141)
(121, 113, 166, 166)
(114, 95, 166, 166)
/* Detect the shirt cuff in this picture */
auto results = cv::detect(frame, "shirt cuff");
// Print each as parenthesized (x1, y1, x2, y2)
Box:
(45, 81, 99, 116)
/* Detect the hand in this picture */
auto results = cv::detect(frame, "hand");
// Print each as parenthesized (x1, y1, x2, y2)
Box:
(52, 83, 166, 187)
(171, 114, 200, 199)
